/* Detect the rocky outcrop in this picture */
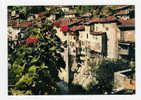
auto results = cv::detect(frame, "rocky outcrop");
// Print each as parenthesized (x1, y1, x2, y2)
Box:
(71, 64, 98, 90)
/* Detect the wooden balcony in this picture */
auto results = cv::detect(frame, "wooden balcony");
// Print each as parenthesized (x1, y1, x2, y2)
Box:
(119, 48, 129, 55)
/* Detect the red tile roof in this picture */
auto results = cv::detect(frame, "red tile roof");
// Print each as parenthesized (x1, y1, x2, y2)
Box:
(8, 21, 33, 27)
(84, 16, 118, 24)
(68, 18, 82, 25)
(85, 17, 105, 24)
(81, 13, 92, 17)
(58, 18, 70, 27)
(69, 25, 85, 32)
(115, 10, 129, 15)
(92, 17, 105, 22)
(106, 16, 117, 22)
(90, 31, 106, 35)
(118, 19, 135, 27)
(8, 21, 16, 26)
(58, 17, 82, 27)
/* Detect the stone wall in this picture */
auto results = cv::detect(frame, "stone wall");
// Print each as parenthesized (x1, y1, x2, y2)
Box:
(122, 30, 135, 42)
(71, 64, 98, 90)
(114, 69, 135, 90)
(8, 26, 20, 41)
(89, 34, 103, 53)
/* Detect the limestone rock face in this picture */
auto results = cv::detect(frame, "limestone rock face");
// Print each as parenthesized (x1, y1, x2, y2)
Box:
(72, 65, 98, 90)
(58, 68, 68, 83)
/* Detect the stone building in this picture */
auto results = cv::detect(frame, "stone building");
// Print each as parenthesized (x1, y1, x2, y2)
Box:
(112, 5, 135, 20)
(83, 16, 120, 59)
(64, 10, 76, 18)
(114, 69, 135, 91)
(8, 20, 32, 41)
(118, 19, 135, 60)
(88, 32, 107, 56)
(8, 6, 135, 91)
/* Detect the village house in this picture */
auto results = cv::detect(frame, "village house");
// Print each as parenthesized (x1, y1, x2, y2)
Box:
(64, 10, 76, 18)
(8, 20, 31, 41)
(8, 6, 135, 68)
(8, 6, 135, 93)
(47, 14, 56, 21)
(114, 69, 135, 92)
(54, 17, 71, 83)
(61, 6, 70, 12)
(118, 19, 135, 60)
(8, 21, 20, 41)
(112, 5, 135, 20)
(114, 10, 130, 20)
(55, 18, 69, 41)
(69, 25, 86, 66)
(55, 10, 135, 81)
(88, 32, 107, 57)
(80, 16, 120, 59)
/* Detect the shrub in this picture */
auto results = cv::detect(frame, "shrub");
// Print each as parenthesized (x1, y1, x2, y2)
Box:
(87, 58, 130, 94)
(8, 21, 65, 95)
(60, 26, 69, 33)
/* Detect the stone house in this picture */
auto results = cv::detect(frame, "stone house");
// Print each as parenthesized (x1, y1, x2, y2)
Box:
(64, 10, 76, 18)
(55, 12, 135, 64)
(114, 69, 135, 91)
(8, 20, 29, 41)
(81, 12, 93, 18)
(55, 8, 135, 85)
(8, 25, 20, 41)
(61, 6, 70, 13)
(47, 14, 56, 21)
(55, 17, 72, 83)
(81, 16, 121, 59)
(114, 10, 130, 20)
(118, 19, 135, 42)
(82, 16, 135, 60)
(112, 5, 135, 20)
(55, 18, 70, 42)
(88, 32, 107, 57)
(118, 19, 135, 60)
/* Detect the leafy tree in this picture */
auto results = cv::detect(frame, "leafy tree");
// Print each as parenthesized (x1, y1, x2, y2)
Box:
(8, 18, 65, 95)
(87, 58, 129, 94)
(73, 5, 118, 17)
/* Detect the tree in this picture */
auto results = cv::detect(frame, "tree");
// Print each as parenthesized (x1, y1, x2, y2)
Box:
(87, 58, 129, 94)
(8, 15, 65, 95)
(73, 5, 118, 17)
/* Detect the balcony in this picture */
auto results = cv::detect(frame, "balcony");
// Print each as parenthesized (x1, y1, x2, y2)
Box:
(118, 41, 130, 55)
(119, 48, 129, 55)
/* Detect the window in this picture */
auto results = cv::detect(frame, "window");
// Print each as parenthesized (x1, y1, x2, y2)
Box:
(121, 32, 124, 41)
(90, 24, 94, 32)
(87, 34, 88, 39)
(106, 27, 109, 31)
(72, 42, 74, 47)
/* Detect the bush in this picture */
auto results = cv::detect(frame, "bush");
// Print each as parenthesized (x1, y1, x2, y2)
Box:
(87, 58, 130, 94)
(8, 21, 65, 95)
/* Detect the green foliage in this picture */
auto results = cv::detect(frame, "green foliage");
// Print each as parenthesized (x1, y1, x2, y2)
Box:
(8, 15, 65, 95)
(88, 58, 130, 94)
(73, 5, 118, 16)
(129, 60, 135, 80)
